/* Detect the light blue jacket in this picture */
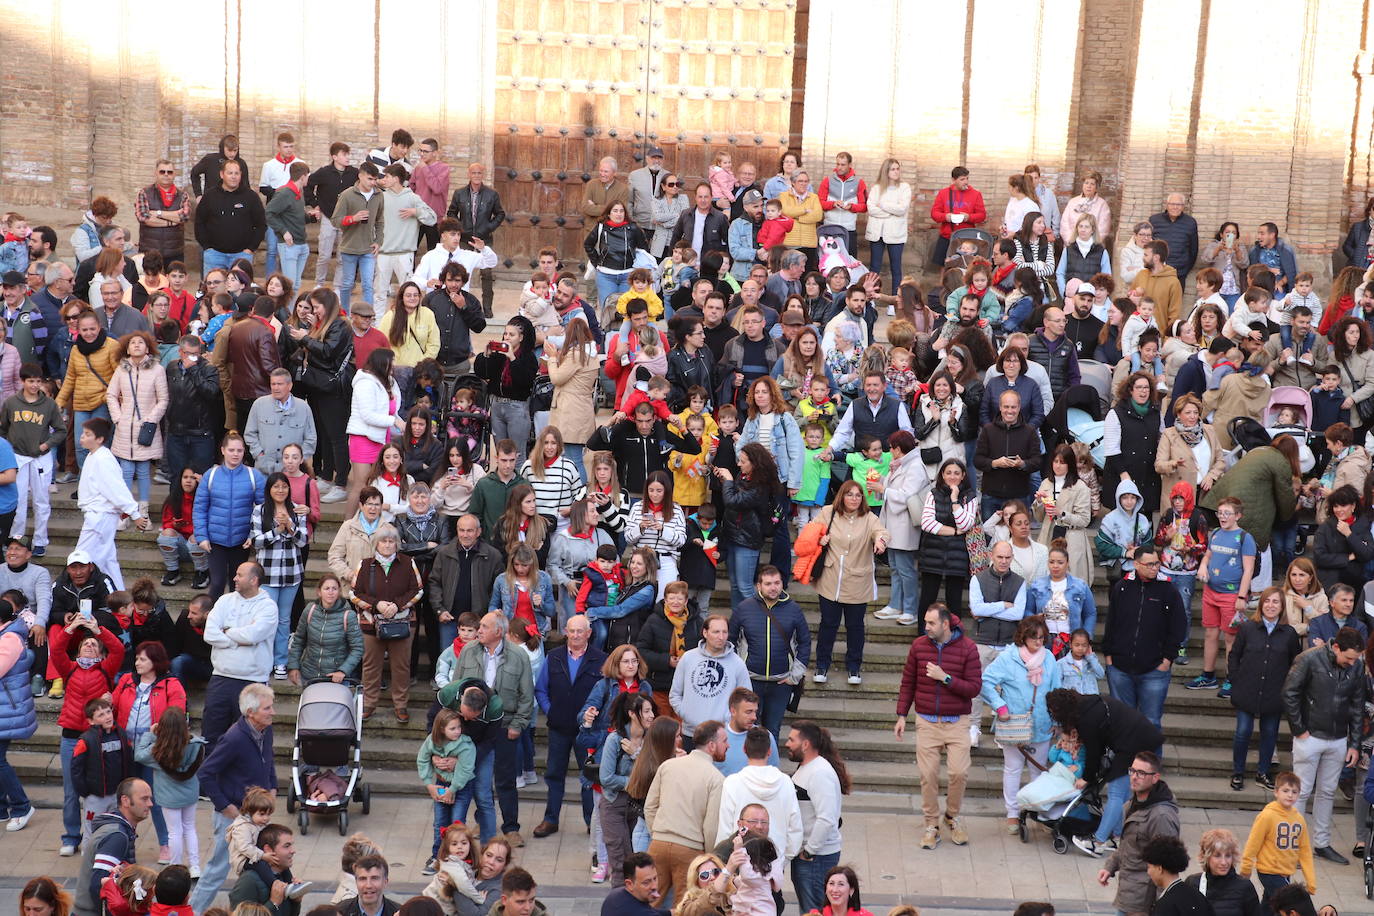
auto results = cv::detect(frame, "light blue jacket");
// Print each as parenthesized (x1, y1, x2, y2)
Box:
(1024, 575, 1096, 636)
(978, 645, 1062, 743)
(489, 571, 556, 634)
(728, 217, 760, 280)
(134, 731, 207, 809)
(1097, 479, 1151, 573)
(740, 409, 805, 492)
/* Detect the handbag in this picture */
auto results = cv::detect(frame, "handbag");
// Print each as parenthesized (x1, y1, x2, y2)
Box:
(1342, 360, 1374, 423)
(530, 373, 554, 413)
(919, 446, 942, 466)
(125, 365, 159, 448)
(966, 519, 992, 575)
(375, 617, 411, 641)
(993, 683, 1036, 748)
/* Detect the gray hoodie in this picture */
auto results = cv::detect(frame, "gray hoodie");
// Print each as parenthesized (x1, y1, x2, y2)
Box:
(0, 561, 53, 626)
(669, 639, 751, 736)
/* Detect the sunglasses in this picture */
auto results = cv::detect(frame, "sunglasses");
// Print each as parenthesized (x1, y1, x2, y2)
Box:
(697, 868, 721, 882)
(664, 181, 681, 187)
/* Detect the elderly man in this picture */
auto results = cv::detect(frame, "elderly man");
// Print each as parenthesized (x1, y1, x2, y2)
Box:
(728, 161, 761, 221)
(728, 189, 765, 281)
(244, 368, 317, 474)
(967, 541, 1028, 742)
(201, 562, 278, 749)
(427, 514, 504, 647)
(93, 278, 152, 339)
(670, 182, 729, 257)
(628, 148, 667, 235)
(583, 157, 629, 221)
(190, 683, 277, 914)
(1148, 193, 1199, 285)
(31, 262, 75, 365)
(135, 159, 191, 266)
(765, 249, 806, 308)
(0, 270, 46, 367)
(533, 614, 606, 839)
(73, 225, 145, 310)
(73, 778, 152, 916)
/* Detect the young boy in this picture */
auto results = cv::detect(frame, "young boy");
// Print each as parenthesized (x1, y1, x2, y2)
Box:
(202, 292, 236, 351)
(616, 373, 674, 424)
(0, 362, 66, 556)
(669, 414, 712, 511)
(756, 200, 794, 252)
(660, 243, 697, 299)
(796, 423, 833, 523)
(680, 504, 719, 617)
(164, 261, 195, 332)
(886, 348, 918, 402)
(520, 272, 560, 333)
(1095, 481, 1152, 583)
(1190, 496, 1254, 698)
(1309, 366, 1348, 477)
(1276, 272, 1324, 348)
(578, 545, 624, 645)
(845, 435, 892, 511)
(1227, 287, 1271, 341)
(712, 405, 742, 480)
(1120, 297, 1158, 359)
(615, 268, 664, 321)
(1240, 771, 1317, 904)
(264, 160, 312, 289)
(794, 377, 839, 435)
(153, 864, 194, 916)
(0, 212, 31, 274)
(75, 418, 148, 591)
(71, 697, 134, 837)
(1154, 480, 1209, 664)
(675, 386, 718, 442)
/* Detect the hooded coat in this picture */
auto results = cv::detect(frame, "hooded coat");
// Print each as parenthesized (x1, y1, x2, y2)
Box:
(715, 764, 804, 858)
(1096, 480, 1152, 573)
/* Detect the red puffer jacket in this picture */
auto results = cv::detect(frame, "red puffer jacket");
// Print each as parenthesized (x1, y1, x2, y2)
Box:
(50, 626, 125, 732)
(895, 615, 983, 718)
(110, 673, 187, 730)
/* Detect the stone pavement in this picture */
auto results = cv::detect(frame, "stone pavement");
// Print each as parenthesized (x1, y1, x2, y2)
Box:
(1, 785, 1368, 915)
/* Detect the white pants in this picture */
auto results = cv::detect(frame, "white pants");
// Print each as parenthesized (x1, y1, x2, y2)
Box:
(374, 252, 414, 310)
(655, 555, 679, 599)
(315, 218, 342, 285)
(165, 803, 200, 867)
(1293, 733, 1346, 847)
(1252, 546, 1273, 592)
(76, 510, 123, 590)
(1002, 740, 1050, 818)
(12, 452, 52, 546)
(969, 642, 1003, 731)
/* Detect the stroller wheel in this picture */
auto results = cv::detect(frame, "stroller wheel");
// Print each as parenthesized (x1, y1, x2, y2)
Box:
(361, 784, 371, 815)
(286, 784, 296, 814)
(1052, 835, 1069, 855)
(1365, 861, 1373, 899)
(298, 809, 309, 836)
(1018, 820, 1029, 844)
(338, 810, 349, 835)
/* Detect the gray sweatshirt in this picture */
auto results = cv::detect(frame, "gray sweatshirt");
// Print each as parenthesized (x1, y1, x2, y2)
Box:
(0, 561, 53, 626)
(378, 187, 437, 254)
(669, 640, 751, 736)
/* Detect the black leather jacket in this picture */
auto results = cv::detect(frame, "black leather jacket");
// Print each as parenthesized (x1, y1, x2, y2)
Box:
(165, 359, 223, 435)
(1282, 644, 1369, 745)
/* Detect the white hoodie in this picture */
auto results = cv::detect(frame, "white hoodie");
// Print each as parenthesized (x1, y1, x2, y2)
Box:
(716, 763, 804, 858)
(203, 588, 278, 682)
(77, 446, 141, 518)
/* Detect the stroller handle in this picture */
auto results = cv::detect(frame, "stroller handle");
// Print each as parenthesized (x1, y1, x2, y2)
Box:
(304, 676, 361, 689)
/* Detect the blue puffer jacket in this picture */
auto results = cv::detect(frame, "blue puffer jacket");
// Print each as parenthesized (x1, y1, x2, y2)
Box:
(0, 619, 36, 741)
(978, 643, 1062, 743)
(1024, 575, 1096, 636)
(192, 463, 264, 547)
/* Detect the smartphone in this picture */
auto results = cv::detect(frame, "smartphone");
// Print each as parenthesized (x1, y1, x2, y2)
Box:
(78, 598, 93, 620)
(447, 468, 459, 478)
(488, 340, 509, 353)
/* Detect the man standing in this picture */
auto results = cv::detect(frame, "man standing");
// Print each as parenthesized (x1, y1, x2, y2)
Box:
(1027, 307, 1082, 403)
(785, 720, 847, 914)
(1064, 284, 1105, 359)
(0, 270, 46, 367)
(1282, 626, 1368, 866)
(532, 614, 606, 839)
(894, 603, 983, 850)
(164, 335, 222, 490)
(227, 298, 281, 438)
(628, 148, 667, 237)
(1250, 221, 1300, 299)
(715, 726, 802, 860)
(194, 159, 267, 274)
(1130, 241, 1184, 332)
(670, 183, 729, 257)
(1148, 193, 1199, 286)
(332, 162, 385, 312)
(412, 219, 497, 294)
(257, 131, 305, 277)
(422, 261, 488, 381)
(469, 442, 527, 540)
(699, 292, 737, 366)
(190, 683, 276, 914)
(973, 391, 1041, 519)
(728, 190, 765, 281)
(967, 542, 1027, 742)
(1101, 546, 1186, 730)
(427, 515, 504, 661)
(822, 372, 913, 462)
(728, 566, 809, 738)
(451, 612, 534, 844)
(716, 687, 779, 775)
(94, 279, 152, 339)
(644, 719, 727, 901)
(670, 615, 751, 747)
(374, 164, 437, 305)
(0, 367, 65, 553)
(244, 369, 316, 475)
(600, 852, 668, 916)
(305, 143, 359, 287)
(818, 152, 868, 257)
(338, 855, 399, 916)
(73, 778, 152, 916)
(410, 139, 451, 257)
(263, 162, 311, 289)
(1094, 751, 1180, 916)
(201, 563, 277, 749)
(367, 129, 414, 179)
(820, 285, 873, 352)
(582, 158, 630, 223)
(228, 824, 301, 916)
(717, 307, 784, 409)
(135, 159, 190, 266)
(929, 166, 987, 267)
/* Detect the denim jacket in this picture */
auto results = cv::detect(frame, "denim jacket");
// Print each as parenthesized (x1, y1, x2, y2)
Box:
(1024, 575, 1096, 635)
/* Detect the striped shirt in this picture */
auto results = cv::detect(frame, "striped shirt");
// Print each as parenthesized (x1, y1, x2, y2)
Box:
(519, 457, 581, 519)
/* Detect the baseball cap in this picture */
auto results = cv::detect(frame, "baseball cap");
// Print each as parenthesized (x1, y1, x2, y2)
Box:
(646, 147, 665, 159)
(743, 189, 764, 205)
(350, 301, 376, 318)
(1075, 284, 1096, 297)
(67, 548, 93, 566)
(0, 270, 24, 287)
(6, 536, 30, 550)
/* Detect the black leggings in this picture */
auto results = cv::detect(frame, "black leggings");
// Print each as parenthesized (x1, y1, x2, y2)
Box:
(918, 572, 968, 624)
(311, 392, 351, 487)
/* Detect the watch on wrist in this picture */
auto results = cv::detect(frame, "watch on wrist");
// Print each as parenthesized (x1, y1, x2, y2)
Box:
(942, 674, 952, 685)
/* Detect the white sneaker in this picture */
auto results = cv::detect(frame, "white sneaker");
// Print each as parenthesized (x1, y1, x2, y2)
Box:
(1299, 353, 1314, 365)
(1286, 355, 1297, 365)
(873, 606, 902, 620)
(320, 487, 348, 503)
(6, 809, 33, 831)
(847, 674, 862, 685)
(969, 724, 981, 748)
(190, 865, 201, 879)
(896, 613, 918, 626)
(273, 665, 287, 680)
(812, 671, 828, 684)
(523, 770, 537, 785)
(515, 773, 528, 789)
(59, 844, 77, 857)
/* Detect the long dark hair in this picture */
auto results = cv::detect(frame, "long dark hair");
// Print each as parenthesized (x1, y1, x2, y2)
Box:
(933, 458, 971, 501)
(627, 716, 681, 799)
(609, 690, 653, 737)
(789, 720, 851, 794)
(363, 346, 395, 385)
(1045, 687, 1083, 730)
(150, 706, 202, 781)
(642, 470, 675, 513)
(262, 471, 297, 520)
(160, 466, 198, 528)
(386, 281, 425, 348)
(1050, 444, 1081, 488)
(738, 442, 784, 498)
(435, 437, 476, 482)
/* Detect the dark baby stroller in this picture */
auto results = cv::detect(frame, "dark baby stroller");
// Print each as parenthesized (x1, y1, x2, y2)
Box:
(1014, 746, 1104, 853)
(286, 680, 370, 835)
(445, 373, 491, 465)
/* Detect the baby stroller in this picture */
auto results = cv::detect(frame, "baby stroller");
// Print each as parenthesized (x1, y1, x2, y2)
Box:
(285, 680, 370, 836)
(944, 227, 997, 270)
(1014, 747, 1105, 853)
(1076, 360, 1113, 413)
(445, 373, 491, 465)
(1265, 386, 1317, 474)
(816, 224, 868, 284)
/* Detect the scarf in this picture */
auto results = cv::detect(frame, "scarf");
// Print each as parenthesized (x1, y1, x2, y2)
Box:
(544, 455, 560, 468)
(275, 153, 293, 165)
(605, 219, 629, 228)
(76, 655, 102, 670)
(664, 601, 690, 658)
(374, 552, 395, 573)
(282, 181, 302, 200)
(1129, 398, 1150, 416)
(358, 514, 381, 537)
(380, 470, 403, 489)
(1175, 420, 1203, 446)
(1019, 644, 1047, 686)
(75, 329, 110, 356)
(156, 184, 177, 208)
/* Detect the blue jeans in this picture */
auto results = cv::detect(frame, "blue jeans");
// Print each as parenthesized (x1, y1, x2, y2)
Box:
(1233, 710, 1282, 776)
(888, 548, 918, 619)
(432, 795, 460, 857)
(750, 678, 793, 740)
(264, 227, 279, 275)
(164, 432, 216, 485)
(117, 458, 151, 504)
(202, 250, 242, 274)
(437, 617, 457, 651)
(189, 810, 232, 912)
(1094, 772, 1130, 842)
(543, 727, 594, 826)
(1106, 665, 1170, 732)
(790, 850, 841, 914)
(60, 734, 81, 847)
(74, 406, 111, 469)
(594, 269, 632, 306)
(277, 241, 309, 290)
(1257, 872, 1289, 905)
(0, 739, 30, 821)
(339, 252, 376, 311)
(1270, 519, 1298, 575)
(726, 544, 760, 609)
(980, 494, 1013, 521)
(456, 737, 498, 842)
(815, 597, 865, 676)
(170, 653, 213, 684)
(869, 241, 905, 293)
(262, 583, 302, 667)
(563, 443, 587, 485)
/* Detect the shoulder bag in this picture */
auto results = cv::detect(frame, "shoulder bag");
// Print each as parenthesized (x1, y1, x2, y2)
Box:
(126, 365, 159, 448)
(993, 682, 1036, 748)
(360, 562, 413, 641)
(1340, 360, 1374, 424)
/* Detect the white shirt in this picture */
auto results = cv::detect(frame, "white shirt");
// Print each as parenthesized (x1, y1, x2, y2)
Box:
(258, 156, 303, 192)
(692, 209, 708, 254)
(412, 243, 500, 292)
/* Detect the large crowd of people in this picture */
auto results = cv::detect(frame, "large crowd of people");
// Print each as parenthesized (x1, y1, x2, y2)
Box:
(3, 131, 1373, 916)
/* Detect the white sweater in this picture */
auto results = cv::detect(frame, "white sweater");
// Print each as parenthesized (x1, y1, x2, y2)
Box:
(77, 447, 141, 518)
(346, 372, 404, 443)
(203, 589, 278, 682)
(792, 755, 843, 856)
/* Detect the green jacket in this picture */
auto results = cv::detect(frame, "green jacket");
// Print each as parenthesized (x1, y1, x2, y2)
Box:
(450, 640, 535, 732)
(229, 867, 301, 916)
(286, 599, 364, 681)
(468, 472, 528, 542)
(1199, 445, 1297, 551)
(264, 185, 308, 243)
(331, 185, 385, 255)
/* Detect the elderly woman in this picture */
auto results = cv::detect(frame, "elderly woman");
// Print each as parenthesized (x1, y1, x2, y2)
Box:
(1104, 371, 1163, 516)
(328, 485, 388, 599)
(287, 573, 364, 684)
(1182, 828, 1263, 916)
(779, 170, 823, 269)
(636, 582, 704, 719)
(1200, 222, 1250, 311)
(1154, 393, 1224, 502)
(980, 615, 1062, 832)
(351, 523, 423, 721)
(1227, 586, 1300, 793)
(876, 431, 929, 627)
(1116, 221, 1153, 290)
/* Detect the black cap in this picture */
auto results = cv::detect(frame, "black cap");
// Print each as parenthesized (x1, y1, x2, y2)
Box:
(646, 147, 665, 159)
(7, 535, 31, 550)
(0, 270, 24, 287)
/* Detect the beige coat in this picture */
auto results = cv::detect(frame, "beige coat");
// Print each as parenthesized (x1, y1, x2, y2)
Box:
(1034, 478, 1094, 586)
(548, 349, 601, 445)
(1204, 370, 1271, 449)
(864, 182, 912, 244)
(1283, 586, 1328, 637)
(812, 505, 889, 605)
(106, 356, 169, 461)
(1154, 424, 1225, 502)
(1316, 445, 1372, 523)
(328, 515, 377, 599)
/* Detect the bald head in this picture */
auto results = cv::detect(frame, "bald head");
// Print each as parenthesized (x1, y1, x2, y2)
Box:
(991, 541, 1013, 574)
(564, 614, 591, 652)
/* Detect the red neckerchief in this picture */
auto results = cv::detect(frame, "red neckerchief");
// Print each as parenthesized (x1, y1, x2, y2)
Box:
(570, 528, 593, 540)
(275, 153, 293, 165)
(156, 184, 177, 208)
(253, 315, 273, 330)
(605, 219, 629, 228)
(282, 181, 302, 200)
(451, 635, 469, 657)
(618, 678, 641, 694)
(544, 456, 559, 468)
(380, 470, 403, 488)
(151, 903, 191, 916)
(518, 517, 530, 535)
(644, 500, 665, 515)
(1338, 510, 1356, 525)
(811, 394, 831, 407)
(2, 233, 20, 243)
(409, 435, 422, 447)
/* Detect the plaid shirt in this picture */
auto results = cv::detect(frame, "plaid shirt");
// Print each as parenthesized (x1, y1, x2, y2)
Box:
(134, 184, 192, 225)
(250, 504, 309, 587)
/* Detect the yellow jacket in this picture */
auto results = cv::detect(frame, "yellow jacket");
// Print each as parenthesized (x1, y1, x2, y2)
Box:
(617, 288, 664, 321)
(779, 190, 823, 248)
(58, 337, 121, 412)
(675, 408, 718, 443)
(377, 306, 441, 367)
(1240, 800, 1316, 891)
(669, 445, 712, 508)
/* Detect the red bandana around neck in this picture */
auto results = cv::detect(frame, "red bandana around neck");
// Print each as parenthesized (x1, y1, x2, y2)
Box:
(157, 185, 177, 208)
(380, 470, 403, 488)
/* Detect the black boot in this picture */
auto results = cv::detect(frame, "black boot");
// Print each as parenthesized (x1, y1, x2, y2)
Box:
(161, 571, 182, 587)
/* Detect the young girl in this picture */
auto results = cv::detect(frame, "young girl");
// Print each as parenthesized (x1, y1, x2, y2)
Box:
(490, 545, 555, 636)
(98, 863, 157, 916)
(578, 451, 628, 548)
(1034, 445, 1095, 586)
(1068, 442, 1102, 519)
(513, 621, 544, 788)
(250, 472, 309, 679)
(134, 707, 206, 875)
(730, 835, 783, 916)
(364, 444, 413, 521)
(1056, 629, 1104, 694)
(1280, 557, 1328, 637)
(422, 821, 486, 913)
(431, 439, 485, 526)
(157, 467, 209, 589)
(708, 151, 735, 209)
(446, 388, 488, 452)
(401, 407, 445, 484)
(227, 787, 276, 877)
(417, 709, 476, 874)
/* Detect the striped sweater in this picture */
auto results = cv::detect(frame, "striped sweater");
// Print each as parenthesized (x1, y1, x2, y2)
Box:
(519, 457, 581, 519)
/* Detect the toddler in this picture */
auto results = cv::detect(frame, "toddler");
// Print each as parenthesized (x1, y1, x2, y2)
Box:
(446, 388, 488, 453)
(227, 787, 281, 888)
(845, 435, 892, 510)
(708, 151, 735, 207)
(201, 292, 236, 351)
(1048, 727, 1087, 778)
(0, 212, 31, 274)
(417, 709, 476, 870)
(577, 544, 624, 617)
(730, 835, 783, 916)
(1069, 442, 1102, 518)
(1119, 297, 1158, 359)
(617, 372, 673, 421)
(944, 237, 981, 270)
(1275, 272, 1324, 348)
(660, 244, 697, 298)
(1225, 288, 1271, 341)
(616, 268, 664, 321)
(519, 272, 560, 332)
(1055, 629, 1104, 694)
(794, 376, 839, 435)
(796, 424, 833, 523)
(669, 414, 712, 510)
(423, 821, 485, 910)
(886, 347, 918, 401)
(682, 504, 719, 616)
(756, 200, 795, 251)
(1309, 367, 1349, 436)
(676, 387, 719, 441)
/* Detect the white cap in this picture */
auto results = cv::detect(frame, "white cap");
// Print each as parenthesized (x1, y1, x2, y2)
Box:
(1075, 284, 1097, 297)
(66, 548, 93, 566)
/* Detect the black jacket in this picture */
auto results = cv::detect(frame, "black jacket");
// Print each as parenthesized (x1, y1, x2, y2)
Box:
(665, 346, 716, 411)
(1102, 574, 1188, 675)
(720, 478, 774, 551)
(916, 486, 974, 577)
(585, 420, 700, 497)
(401, 436, 445, 484)
(1311, 514, 1374, 588)
(584, 222, 649, 273)
(669, 207, 729, 256)
(678, 517, 720, 588)
(165, 358, 223, 436)
(173, 609, 211, 663)
(448, 185, 506, 242)
(1150, 880, 1215, 916)
(1075, 694, 1165, 784)
(396, 511, 448, 570)
(637, 606, 704, 694)
(1184, 869, 1262, 916)
(1227, 619, 1301, 717)
(973, 417, 1041, 498)
(1282, 644, 1369, 744)
(194, 182, 267, 254)
(424, 288, 487, 365)
(304, 163, 360, 222)
(283, 318, 354, 399)
(189, 151, 249, 197)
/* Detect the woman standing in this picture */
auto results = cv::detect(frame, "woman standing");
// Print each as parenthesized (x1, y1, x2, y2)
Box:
(626, 471, 688, 596)
(865, 158, 911, 291)
(489, 544, 555, 635)
(284, 287, 354, 503)
(579, 452, 629, 548)
(917, 459, 978, 618)
(876, 432, 928, 628)
(624, 717, 685, 883)
(193, 431, 264, 599)
(1002, 174, 1040, 238)
(764, 152, 801, 201)
(1227, 586, 1300, 791)
(547, 499, 613, 625)
(1003, 502, 1049, 583)
(548, 321, 601, 478)
(1155, 394, 1224, 501)
(56, 311, 119, 470)
(287, 574, 364, 684)
(717, 444, 784, 606)
(1332, 317, 1374, 446)
(363, 443, 413, 523)
(110, 641, 185, 860)
(345, 347, 405, 515)
(1200, 222, 1250, 311)
(980, 346, 1044, 429)
(1024, 541, 1097, 653)
(636, 581, 704, 719)
(580, 644, 654, 736)
(1117, 222, 1154, 291)
(1182, 829, 1263, 916)
(772, 326, 832, 408)
(1061, 171, 1112, 245)
(0, 594, 36, 831)
(980, 615, 1062, 833)
(401, 407, 445, 484)
(520, 427, 582, 529)
(1055, 214, 1111, 294)
(779, 171, 824, 270)
(804, 480, 889, 685)
(476, 316, 538, 463)
(495, 485, 551, 568)
(106, 330, 168, 516)
(250, 472, 309, 680)
(1033, 445, 1095, 586)
(651, 173, 690, 260)
(584, 201, 649, 305)
(351, 524, 422, 722)
(599, 691, 657, 884)
(379, 281, 440, 396)
(666, 318, 715, 412)
(1104, 371, 1164, 517)
(914, 372, 974, 479)
(738, 377, 804, 578)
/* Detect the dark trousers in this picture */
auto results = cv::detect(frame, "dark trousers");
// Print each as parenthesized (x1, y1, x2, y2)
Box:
(310, 392, 351, 487)
(815, 597, 866, 676)
(165, 432, 216, 489)
(542, 726, 594, 826)
(478, 268, 495, 316)
(750, 678, 794, 740)
(233, 398, 256, 439)
(417, 223, 440, 256)
(919, 572, 968, 620)
(207, 544, 250, 600)
(202, 675, 253, 751)
(492, 729, 521, 834)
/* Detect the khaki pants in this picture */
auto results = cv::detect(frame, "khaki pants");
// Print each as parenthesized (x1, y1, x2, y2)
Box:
(362, 632, 413, 716)
(647, 839, 703, 904)
(915, 714, 971, 826)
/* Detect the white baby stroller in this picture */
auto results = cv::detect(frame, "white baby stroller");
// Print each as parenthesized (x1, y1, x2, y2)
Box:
(285, 680, 371, 835)
(817, 224, 868, 284)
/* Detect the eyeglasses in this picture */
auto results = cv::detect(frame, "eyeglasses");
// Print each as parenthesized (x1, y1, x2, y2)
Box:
(63, 314, 81, 322)
(1128, 767, 1158, 778)
(697, 868, 721, 882)
(1135, 559, 1160, 567)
